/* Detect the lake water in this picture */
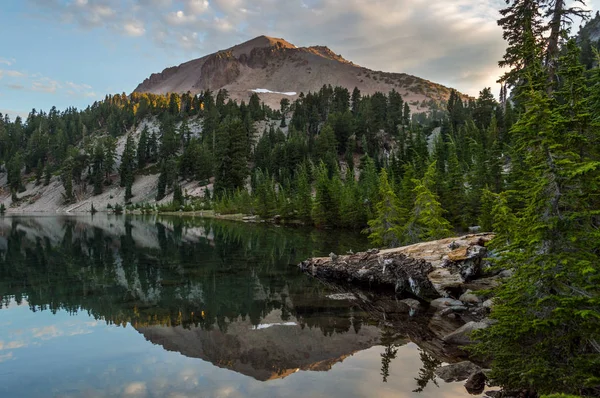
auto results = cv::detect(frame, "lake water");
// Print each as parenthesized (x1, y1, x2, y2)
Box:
(0, 215, 486, 397)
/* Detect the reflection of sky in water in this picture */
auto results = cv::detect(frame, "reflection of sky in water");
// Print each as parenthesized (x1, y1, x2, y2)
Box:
(0, 301, 482, 398)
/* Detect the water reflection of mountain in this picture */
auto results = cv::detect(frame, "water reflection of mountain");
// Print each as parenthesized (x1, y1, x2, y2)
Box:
(137, 309, 383, 381)
(0, 215, 394, 380)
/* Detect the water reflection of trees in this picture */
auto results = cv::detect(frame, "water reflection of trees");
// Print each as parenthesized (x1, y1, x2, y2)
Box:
(380, 328, 400, 383)
(0, 216, 369, 336)
(413, 349, 442, 392)
(0, 216, 455, 391)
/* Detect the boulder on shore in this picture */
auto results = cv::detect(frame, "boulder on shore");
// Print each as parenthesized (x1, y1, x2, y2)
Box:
(442, 319, 494, 345)
(434, 361, 482, 382)
(465, 370, 487, 394)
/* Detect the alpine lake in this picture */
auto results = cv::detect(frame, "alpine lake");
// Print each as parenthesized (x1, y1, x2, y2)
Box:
(0, 215, 488, 397)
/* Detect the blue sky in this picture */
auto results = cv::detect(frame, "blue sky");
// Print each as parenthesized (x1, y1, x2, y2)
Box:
(0, 0, 597, 120)
(0, 1, 192, 119)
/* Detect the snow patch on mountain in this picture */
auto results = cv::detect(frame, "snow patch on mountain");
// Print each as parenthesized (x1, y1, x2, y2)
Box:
(251, 88, 297, 96)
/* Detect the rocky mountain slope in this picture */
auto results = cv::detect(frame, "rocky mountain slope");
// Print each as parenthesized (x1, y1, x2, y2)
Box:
(134, 35, 463, 111)
(578, 11, 600, 42)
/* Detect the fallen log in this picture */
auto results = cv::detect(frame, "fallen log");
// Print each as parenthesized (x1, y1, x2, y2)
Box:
(298, 233, 495, 300)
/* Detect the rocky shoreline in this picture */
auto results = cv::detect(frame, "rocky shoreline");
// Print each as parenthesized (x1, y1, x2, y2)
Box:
(298, 233, 514, 396)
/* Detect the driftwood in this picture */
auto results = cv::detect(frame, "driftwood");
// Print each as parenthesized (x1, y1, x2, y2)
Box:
(299, 250, 439, 299)
(298, 233, 495, 300)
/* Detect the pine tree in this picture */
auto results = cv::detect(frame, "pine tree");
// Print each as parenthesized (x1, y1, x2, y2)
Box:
(137, 126, 149, 169)
(119, 135, 136, 187)
(156, 161, 167, 201)
(43, 164, 51, 186)
(124, 178, 133, 203)
(160, 118, 178, 158)
(367, 169, 403, 247)
(488, 191, 517, 249)
(443, 140, 466, 228)
(92, 142, 104, 195)
(119, 135, 136, 203)
(544, 0, 588, 92)
(103, 137, 117, 184)
(329, 110, 354, 153)
(473, 87, 497, 130)
(478, 188, 498, 232)
(280, 113, 287, 128)
(179, 118, 191, 145)
(474, 39, 600, 395)
(315, 124, 338, 174)
(214, 117, 249, 193)
(168, 93, 181, 116)
(61, 157, 74, 203)
(403, 162, 453, 243)
(497, 0, 547, 95)
(351, 87, 361, 115)
(254, 169, 277, 219)
(276, 183, 294, 219)
(312, 161, 340, 228)
(247, 93, 263, 121)
(173, 183, 183, 207)
(294, 163, 313, 224)
(35, 159, 43, 185)
(397, 163, 416, 226)
(358, 155, 379, 220)
(148, 131, 158, 163)
(6, 153, 23, 194)
(402, 101, 411, 126)
(339, 167, 364, 228)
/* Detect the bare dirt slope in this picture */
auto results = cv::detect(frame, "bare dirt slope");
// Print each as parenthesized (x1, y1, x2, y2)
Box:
(134, 35, 465, 111)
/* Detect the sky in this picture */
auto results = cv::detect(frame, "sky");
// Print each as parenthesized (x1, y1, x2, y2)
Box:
(0, 0, 597, 120)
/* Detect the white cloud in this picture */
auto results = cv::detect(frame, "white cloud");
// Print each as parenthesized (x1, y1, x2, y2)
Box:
(32, 325, 63, 339)
(213, 16, 234, 32)
(64, 81, 97, 98)
(31, 77, 61, 93)
(136, 0, 172, 7)
(123, 382, 147, 395)
(0, 58, 16, 66)
(165, 10, 197, 26)
(6, 83, 25, 90)
(66, 81, 92, 90)
(88, 4, 116, 21)
(1, 70, 94, 98)
(0, 352, 14, 363)
(0, 340, 27, 350)
(186, 0, 210, 15)
(123, 19, 146, 36)
(0, 70, 26, 79)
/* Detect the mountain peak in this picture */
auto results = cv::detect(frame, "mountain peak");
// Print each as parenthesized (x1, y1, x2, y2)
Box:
(229, 35, 297, 58)
(133, 35, 465, 112)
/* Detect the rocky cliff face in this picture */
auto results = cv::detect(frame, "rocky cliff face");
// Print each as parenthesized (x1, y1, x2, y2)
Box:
(133, 35, 466, 111)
